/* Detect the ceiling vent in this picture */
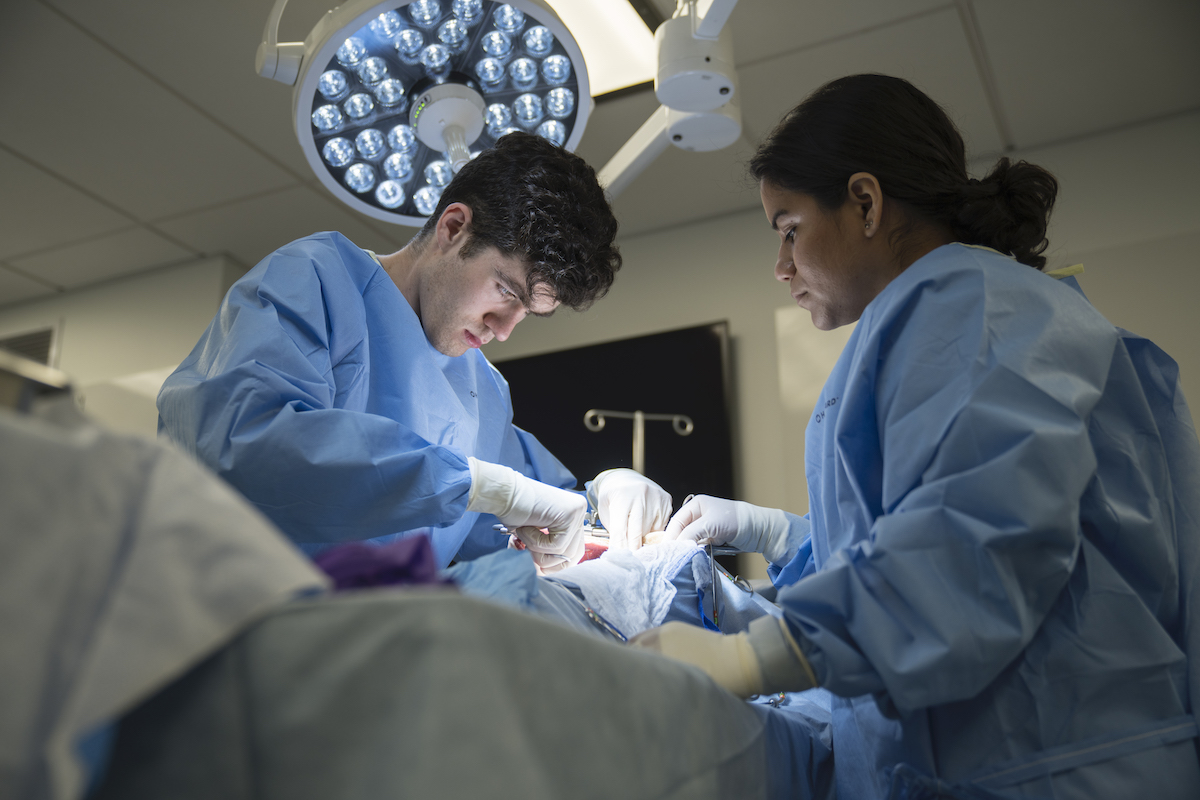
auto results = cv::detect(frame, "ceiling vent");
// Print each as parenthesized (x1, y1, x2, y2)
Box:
(0, 326, 58, 366)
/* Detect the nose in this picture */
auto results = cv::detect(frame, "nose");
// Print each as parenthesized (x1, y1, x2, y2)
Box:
(774, 242, 794, 283)
(486, 306, 526, 342)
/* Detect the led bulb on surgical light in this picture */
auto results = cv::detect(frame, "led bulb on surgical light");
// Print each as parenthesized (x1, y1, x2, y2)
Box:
(395, 29, 425, 60)
(475, 57, 506, 89)
(387, 124, 417, 153)
(485, 102, 512, 137)
(357, 56, 389, 86)
(336, 37, 368, 66)
(508, 57, 537, 88)
(375, 78, 407, 107)
(383, 152, 415, 181)
(356, 128, 387, 159)
(370, 11, 405, 39)
(323, 137, 355, 167)
(318, 70, 350, 101)
(424, 160, 453, 186)
(414, 185, 442, 215)
(420, 44, 451, 75)
(513, 93, 543, 127)
(453, 0, 484, 25)
(536, 119, 566, 146)
(541, 54, 570, 85)
(438, 19, 468, 48)
(375, 180, 406, 209)
(345, 163, 377, 193)
(312, 104, 344, 132)
(493, 4, 524, 33)
(523, 26, 554, 57)
(344, 92, 375, 120)
(409, 0, 442, 28)
(481, 30, 512, 58)
(545, 87, 574, 119)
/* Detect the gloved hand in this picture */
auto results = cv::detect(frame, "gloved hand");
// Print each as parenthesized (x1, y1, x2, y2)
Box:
(467, 457, 586, 570)
(631, 622, 764, 697)
(664, 495, 796, 565)
(631, 617, 818, 699)
(588, 468, 673, 550)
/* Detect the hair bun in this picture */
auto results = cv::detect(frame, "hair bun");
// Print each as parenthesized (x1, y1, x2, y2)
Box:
(960, 176, 1001, 200)
(953, 157, 1057, 269)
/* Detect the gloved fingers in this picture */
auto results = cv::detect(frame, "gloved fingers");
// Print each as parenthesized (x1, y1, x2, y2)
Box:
(512, 525, 568, 555)
(663, 496, 706, 539)
(534, 524, 585, 568)
(531, 550, 572, 573)
(625, 493, 675, 551)
(676, 519, 720, 546)
(609, 495, 646, 551)
(641, 496, 674, 543)
(602, 498, 630, 551)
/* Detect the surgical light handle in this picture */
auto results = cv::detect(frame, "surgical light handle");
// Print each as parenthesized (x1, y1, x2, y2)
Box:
(256, 0, 307, 85)
(583, 409, 694, 475)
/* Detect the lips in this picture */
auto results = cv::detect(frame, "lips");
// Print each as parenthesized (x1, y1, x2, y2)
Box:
(463, 330, 484, 348)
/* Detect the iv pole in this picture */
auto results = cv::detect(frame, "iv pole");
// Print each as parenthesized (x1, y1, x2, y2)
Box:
(583, 409, 694, 474)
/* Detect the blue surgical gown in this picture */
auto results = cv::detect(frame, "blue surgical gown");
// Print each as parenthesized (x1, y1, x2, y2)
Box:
(772, 244, 1200, 798)
(157, 232, 576, 567)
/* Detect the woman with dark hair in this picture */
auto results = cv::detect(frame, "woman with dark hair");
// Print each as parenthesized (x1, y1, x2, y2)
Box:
(636, 75, 1200, 798)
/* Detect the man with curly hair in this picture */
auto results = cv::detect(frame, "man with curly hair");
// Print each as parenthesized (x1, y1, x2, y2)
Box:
(158, 133, 671, 571)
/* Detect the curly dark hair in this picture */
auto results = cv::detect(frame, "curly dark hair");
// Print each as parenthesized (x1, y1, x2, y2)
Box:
(415, 132, 621, 310)
(750, 74, 1058, 269)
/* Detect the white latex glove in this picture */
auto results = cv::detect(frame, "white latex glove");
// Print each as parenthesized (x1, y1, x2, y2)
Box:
(467, 457, 586, 567)
(510, 529, 584, 574)
(664, 495, 795, 565)
(631, 622, 764, 698)
(589, 468, 673, 550)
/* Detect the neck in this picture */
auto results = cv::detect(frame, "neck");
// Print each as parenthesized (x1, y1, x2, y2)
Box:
(377, 243, 422, 317)
(890, 221, 954, 273)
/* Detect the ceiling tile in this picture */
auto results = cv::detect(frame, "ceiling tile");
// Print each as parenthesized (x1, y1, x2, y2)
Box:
(9, 227, 196, 289)
(974, 0, 1200, 149)
(155, 184, 412, 269)
(0, 2, 300, 221)
(646, 0, 950, 71)
(609, 136, 765, 237)
(43, 0, 331, 179)
(0, 147, 132, 260)
(737, 7, 1004, 157)
(0, 265, 57, 310)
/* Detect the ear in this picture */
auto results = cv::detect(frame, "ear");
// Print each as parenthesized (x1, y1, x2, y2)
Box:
(434, 202, 473, 252)
(846, 172, 884, 238)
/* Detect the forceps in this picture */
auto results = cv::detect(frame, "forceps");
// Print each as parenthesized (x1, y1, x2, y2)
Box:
(679, 493, 725, 630)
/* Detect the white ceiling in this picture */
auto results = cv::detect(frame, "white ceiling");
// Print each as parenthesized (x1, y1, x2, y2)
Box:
(1, 0, 1197, 309)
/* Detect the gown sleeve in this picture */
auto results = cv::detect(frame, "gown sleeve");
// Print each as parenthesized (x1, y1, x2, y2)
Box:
(776, 266, 1121, 712)
(157, 248, 472, 546)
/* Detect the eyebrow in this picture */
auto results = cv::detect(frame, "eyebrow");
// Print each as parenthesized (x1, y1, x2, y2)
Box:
(495, 269, 557, 317)
(494, 269, 530, 305)
(770, 209, 790, 231)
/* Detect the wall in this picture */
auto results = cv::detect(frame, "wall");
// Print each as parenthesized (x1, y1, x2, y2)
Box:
(487, 111, 1200, 521)
(0, 256, 239, 438)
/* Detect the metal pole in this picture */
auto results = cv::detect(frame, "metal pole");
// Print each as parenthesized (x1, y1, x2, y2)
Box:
(633, 410, 646, 473)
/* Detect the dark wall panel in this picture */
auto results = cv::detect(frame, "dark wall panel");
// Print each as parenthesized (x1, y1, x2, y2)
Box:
(494, 322, 735, 510)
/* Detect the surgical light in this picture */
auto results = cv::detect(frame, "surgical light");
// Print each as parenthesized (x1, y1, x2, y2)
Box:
(257, 0, 590, 226)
